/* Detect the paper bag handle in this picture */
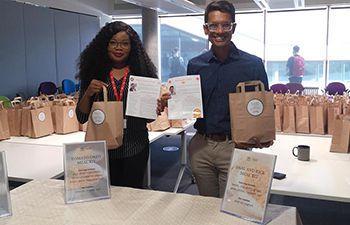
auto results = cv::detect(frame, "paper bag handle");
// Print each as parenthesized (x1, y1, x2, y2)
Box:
(102, 86, 108, 103)
(236, 80, 265, 93)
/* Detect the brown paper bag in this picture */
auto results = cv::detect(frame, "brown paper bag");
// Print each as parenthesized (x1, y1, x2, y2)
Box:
(295, 96, 310, 134)
(85, 86, 123, 149)
(53, 99, 79, 134)
(273, 94, 284, 132)
(327, 101, 342, 135)
(79, 122, 88, 131)
(7, 100, 22, 136)
(330, 115, 350, 153)
(0, 101, 10, 140)
(149, 107, 170, 131)
(170, 119, 188, 128)
(229, 81, 275, 144)
(29, 101, 54, 138)
(309, 98, 327, 135)
(282, 97, 296, 133)
(20, 106, 31, 136)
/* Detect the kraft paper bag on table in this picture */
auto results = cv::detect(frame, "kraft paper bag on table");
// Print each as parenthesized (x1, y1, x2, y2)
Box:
(273, 94, 284, 132)
(229, 81, 275, 145)
(30, 101, 54, 138)
(330, 115, 350, 153)
(170, 119, 188, 128)
(149, 107, 170, 131)
(148, 85, 171, 131)
(309, 97, 327, 135)
(282, 95, 296, 133)
(0, 101, 10, 141)
(295, 96, 310, 134)
(79, 122, 88, 131)
(327, 100, 342, 135)
(7, 99, 23, 136)
(25, 100, 54, 138)
(85, 86, 123, 149)
(52, 99, 79, 134)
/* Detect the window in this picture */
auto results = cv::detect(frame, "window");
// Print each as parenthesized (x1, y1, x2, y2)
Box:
(265, 9, 327, 88)
(328, 7, 350, 87)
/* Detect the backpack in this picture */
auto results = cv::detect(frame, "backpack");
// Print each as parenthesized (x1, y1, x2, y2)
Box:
(292, 55, 305, 76)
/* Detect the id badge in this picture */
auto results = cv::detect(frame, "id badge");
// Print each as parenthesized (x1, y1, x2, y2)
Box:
(124, 119, 127, 129)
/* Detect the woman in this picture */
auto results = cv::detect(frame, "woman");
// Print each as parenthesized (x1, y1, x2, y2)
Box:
(76, 21, 165, 188)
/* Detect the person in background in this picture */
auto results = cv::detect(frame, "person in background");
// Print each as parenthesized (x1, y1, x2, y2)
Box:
(168, 47, 186, 78)
(287, 45, 305, 83)
(76, 21, 166, 189)
(186, 0, 271, 198)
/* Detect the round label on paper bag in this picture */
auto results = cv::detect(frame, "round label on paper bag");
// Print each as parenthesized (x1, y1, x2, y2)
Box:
(38, 112, 46, 121)
(68, 109, 74, 118)
(247, 99, 264, 116)
(91, 109, 105, 125)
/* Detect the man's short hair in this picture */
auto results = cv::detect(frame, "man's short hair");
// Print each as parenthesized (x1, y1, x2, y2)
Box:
(204, 0, 236, 23)
(293, 45, 300, 52)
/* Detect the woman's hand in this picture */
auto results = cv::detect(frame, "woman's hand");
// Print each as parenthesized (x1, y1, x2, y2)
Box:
(85, 79, 108, 97)
(156, 92, 171, 115)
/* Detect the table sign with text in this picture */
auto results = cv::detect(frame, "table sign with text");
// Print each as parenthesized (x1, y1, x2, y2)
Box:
(126, 75, 161, 119)
(221, 149, 276, 224)
(0, 151, 12, 218)
(63, 141, 110, 204)
(167, 75, 203, 119)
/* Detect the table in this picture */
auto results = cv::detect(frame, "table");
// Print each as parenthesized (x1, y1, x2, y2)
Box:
(0, 179, 302, 225)
(163, 121, 195, 192)
(0, 123, 194, 191)
(253, 133, 350, 203)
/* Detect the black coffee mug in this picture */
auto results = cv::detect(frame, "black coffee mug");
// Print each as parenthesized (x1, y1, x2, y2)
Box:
(292, 145, 310, 161)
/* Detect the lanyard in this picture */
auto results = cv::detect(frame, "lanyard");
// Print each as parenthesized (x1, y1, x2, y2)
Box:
(109, 67, 129, 101)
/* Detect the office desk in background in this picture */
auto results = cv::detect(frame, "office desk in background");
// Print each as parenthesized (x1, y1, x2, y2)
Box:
(0, 179, 303, 225)
(253, 133, 350, 203)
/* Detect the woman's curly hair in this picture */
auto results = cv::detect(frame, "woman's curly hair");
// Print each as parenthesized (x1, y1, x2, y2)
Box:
(77, 21, 158, 84)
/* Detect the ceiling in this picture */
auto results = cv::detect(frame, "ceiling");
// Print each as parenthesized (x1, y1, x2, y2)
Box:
(15, 0, 350, 18)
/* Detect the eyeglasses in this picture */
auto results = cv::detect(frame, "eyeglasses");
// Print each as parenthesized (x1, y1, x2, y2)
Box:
(108, 40, 130, 49)
(204, 22, 236, 32)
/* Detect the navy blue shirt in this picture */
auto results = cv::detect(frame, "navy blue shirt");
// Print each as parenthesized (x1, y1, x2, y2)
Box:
(187, 42, 269, 135)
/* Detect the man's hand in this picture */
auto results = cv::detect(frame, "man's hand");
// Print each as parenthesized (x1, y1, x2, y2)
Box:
(235, 137, 274, 149)
(156, 92, 171, 115)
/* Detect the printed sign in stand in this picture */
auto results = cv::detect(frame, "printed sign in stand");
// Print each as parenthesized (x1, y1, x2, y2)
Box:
(63, 141, 110, 204)
(221, 149, 276, 224)
(0, 151, 12, 218)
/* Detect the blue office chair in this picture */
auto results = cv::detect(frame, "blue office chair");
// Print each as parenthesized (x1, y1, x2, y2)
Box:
(62, 79, 76, 95)
(38, 81, 57, 95)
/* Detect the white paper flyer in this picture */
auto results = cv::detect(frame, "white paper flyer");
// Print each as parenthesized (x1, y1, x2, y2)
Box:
(126, 75, 161, 119)
(167, 75, 203, 119)
(221, 149, 276, 224)
(64, 141, 110, 204)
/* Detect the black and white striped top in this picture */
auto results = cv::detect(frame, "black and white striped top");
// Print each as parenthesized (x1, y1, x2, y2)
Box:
(76, 74, 149, 159)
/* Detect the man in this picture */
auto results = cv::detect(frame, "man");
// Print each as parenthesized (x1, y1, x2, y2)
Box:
(168, 47, 186, 78)
(287, 45, 305, 83)
(186, 0, 270, 198)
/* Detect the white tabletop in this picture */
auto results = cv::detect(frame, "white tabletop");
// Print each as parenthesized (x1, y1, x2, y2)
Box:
(0, 142, 63, 181)
(253, 133, 350, 203)
(0, 180, 302, 225)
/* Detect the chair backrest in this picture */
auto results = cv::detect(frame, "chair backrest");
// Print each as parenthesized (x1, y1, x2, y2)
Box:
(270, 83, 288, 94)
(0, 96, 11, 108)
(38, 81, 57, 95)
(62, 79, 76, 95)
(286, 82, 304, 94)
(325, 82, 346, 95)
